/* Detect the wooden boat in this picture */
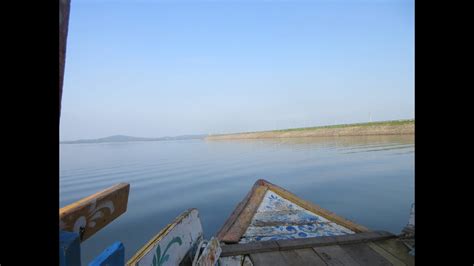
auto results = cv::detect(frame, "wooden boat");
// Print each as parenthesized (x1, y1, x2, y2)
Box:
(59, 179, 414, 265)
(127, 208, 206, 265)
(216, 179, 368, 244)
(123, 179, 414, 266)
(214, 180, 415, 266)
(214, 180, 414, 266)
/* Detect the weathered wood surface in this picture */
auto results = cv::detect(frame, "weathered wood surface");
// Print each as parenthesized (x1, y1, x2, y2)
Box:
(217, 255, 254, 266)
(219, 255, 244, 266)
(369, 239, 414, 266)
(194, 237, 222, 266)
(217, 180, 269, 243)
(276, 235, 339, 251)
(220, 234, 414, 265)
(221, 230, 395, 256)
(313, 245, 360, 265)
(249, 251, 289, 266)
(217, 181, 265, 241)
(59, 183, 130, 242)
(278, 230, 394, 251)
(339, 243, 391, 265)
(366, 242, 406, 265)
(279, 248, 327, 265)
(127, 208, 203, 266)
(217, 180, 413, 265)
(221, 238, 414, 265)
(222, 240, 280, 257)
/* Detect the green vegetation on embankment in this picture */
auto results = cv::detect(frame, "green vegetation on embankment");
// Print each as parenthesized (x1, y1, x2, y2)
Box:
(206, 119, 414, 140)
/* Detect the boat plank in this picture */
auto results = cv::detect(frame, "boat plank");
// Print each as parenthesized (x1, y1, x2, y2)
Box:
(333, 231, 394, 245)
(221, 231, 395, 256)
(222, 240, 408, 266)
(279, 248, 328, 266)
(219, 184, 269, 243)
(221, 241, 280, 257)
(366, 242, 406, 266)
(277, 231, 395, 251)
(217, 181, 261, 240)
(219, 255, 243, 266)
(59, 183, 130, 242)
(371, 239, 414, 266)
(277, 236, 339, 251)
(249, 251, 289, 266)
(312, 245, 360, 265)
(339, 243, 392, 266)
(127, 209, 203, 266)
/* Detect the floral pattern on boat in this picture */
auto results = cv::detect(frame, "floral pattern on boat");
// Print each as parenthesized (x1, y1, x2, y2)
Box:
(239, 190, 354, 243)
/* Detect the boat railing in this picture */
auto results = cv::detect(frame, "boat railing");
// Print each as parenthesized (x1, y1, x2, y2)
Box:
(60, 183, 131, 266)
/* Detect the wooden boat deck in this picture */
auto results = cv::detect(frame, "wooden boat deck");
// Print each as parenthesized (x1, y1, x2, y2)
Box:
(219, 230, 414, 265)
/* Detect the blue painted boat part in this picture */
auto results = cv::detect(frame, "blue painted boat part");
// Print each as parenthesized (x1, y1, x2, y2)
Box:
(239, 190, 354, 243)
(60, 231, 81, 266)
(89, 241, 125, 266)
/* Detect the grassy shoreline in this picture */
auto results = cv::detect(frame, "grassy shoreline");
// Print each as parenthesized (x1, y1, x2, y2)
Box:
(206, 119, 414, 140)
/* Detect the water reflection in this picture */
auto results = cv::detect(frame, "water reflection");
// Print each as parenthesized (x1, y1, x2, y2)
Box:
(60, 135, 414, 263)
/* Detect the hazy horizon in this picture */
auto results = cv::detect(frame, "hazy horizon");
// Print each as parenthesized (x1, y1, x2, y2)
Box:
(60, 0, 414, 141)
(60, 118, 413, 142)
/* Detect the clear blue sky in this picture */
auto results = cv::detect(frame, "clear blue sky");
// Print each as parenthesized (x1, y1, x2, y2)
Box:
(60, 0, 414, 140)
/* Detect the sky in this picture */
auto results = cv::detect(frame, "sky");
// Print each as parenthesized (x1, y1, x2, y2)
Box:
(60, 0, 414, 141)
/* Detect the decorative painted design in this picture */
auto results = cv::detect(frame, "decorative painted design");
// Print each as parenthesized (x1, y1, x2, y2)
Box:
(60, 183, 130, 242)
(128, 209, 203, 266)
(239, 190, 354, 243)
(73, 200, 115, 235)
(251, 210, 323, 226)
(151, 237, 182, 266)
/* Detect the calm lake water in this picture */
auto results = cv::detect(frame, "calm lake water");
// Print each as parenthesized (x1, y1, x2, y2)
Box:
(60, 135, 414, 264)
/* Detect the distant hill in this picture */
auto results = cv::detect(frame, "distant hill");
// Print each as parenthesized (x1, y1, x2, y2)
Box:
(60, 134, 207, 144)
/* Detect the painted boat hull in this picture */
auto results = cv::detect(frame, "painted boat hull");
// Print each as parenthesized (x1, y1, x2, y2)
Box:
(217, 179, 368, 244)
(127, 208, 204, 266)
